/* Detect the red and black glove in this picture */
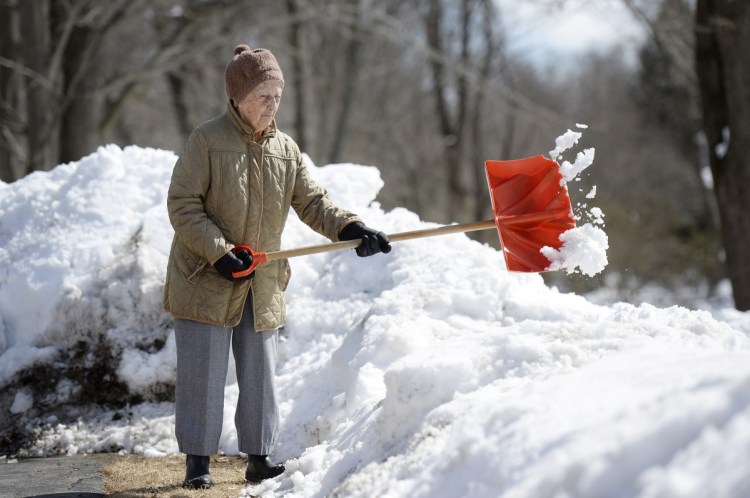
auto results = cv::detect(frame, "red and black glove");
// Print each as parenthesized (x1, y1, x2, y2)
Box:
(339, 222, 392, 257)
(214, 249, 255, 282)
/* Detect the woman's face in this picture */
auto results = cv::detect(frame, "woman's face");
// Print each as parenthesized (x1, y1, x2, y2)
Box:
(236, 80, 283, 136)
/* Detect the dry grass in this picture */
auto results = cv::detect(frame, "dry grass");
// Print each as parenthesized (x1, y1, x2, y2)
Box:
(99, 453, 251, 498)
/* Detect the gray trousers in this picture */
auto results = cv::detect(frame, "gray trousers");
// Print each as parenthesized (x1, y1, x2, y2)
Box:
(174, 297, 279, 456)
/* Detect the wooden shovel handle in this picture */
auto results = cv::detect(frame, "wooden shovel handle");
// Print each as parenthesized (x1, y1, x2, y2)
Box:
(266, 219, 496, 262)
(232, 219, 496, 277)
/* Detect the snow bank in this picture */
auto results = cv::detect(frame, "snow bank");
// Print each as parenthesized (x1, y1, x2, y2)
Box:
(1, 142, 749, 498)
(0, 145, 174, 392)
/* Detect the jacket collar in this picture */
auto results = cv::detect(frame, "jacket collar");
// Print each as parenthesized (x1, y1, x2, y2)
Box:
(225, 101, 277, 142)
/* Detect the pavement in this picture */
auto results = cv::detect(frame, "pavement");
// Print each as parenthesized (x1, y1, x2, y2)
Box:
(0, 455, 105, 498)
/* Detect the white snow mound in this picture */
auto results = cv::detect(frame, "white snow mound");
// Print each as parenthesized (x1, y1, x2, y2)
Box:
(0, 144, 749, 498)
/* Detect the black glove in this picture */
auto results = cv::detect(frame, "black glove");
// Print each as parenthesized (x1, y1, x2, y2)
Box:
(339, 222, 392, 257)
(214, 249, 254, 282)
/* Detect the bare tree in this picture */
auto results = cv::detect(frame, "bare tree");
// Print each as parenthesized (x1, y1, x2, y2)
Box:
(424, 0, 468, 221)
(286, 0, 308, 152)
(0, 0, 25, 181)
(423, 0, 499, 222)
(696, 0, 750, 310)
(0, 0, 141, 179)
(468, 0, 503, 224)
(622, 0, 725, 292)
(0, 0, 251, 181)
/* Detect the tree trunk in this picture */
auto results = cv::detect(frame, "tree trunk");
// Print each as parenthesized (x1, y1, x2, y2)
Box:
(327, 4, 362, 165)
(425, 0, 471, 222)
(286, 0, 307, 153)
(166, 72, 192, 139)
(60, 25, 101, 164)
(20, 0, 57, 174)
(695, 0, 750, 310)
(0, 1, 21, 181)
(470, 0, 498, 225)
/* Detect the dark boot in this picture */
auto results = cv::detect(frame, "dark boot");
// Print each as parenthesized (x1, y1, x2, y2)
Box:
(183, 454, 214, 489)
(245, 454, 285, 484)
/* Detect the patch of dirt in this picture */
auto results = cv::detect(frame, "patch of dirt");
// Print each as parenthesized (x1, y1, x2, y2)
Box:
(0, 338, 174, 456)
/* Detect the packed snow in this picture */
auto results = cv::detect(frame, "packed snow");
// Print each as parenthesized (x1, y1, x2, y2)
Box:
(1, 138, 749, 498)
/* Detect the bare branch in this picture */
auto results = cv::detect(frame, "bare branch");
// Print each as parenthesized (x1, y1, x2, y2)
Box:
(47, 0, 86, 87)
(621, 0, 696, 85)
(359, 3, 569, 127)
(1, 123, 27, 163)
(0, 56, 55, 91)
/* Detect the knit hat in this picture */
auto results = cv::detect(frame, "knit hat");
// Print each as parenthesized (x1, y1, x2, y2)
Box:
(224, 44, 284, 103)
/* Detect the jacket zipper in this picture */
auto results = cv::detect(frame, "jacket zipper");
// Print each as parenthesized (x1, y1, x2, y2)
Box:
(255, 145, 265, 247)
(244, 138, 264, 332)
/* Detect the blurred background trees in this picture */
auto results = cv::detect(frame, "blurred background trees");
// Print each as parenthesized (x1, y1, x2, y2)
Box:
(1, 0, 747, 309)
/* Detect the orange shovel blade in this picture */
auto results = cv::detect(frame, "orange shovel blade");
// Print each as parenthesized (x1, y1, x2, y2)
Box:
(486, 155, 576, 272)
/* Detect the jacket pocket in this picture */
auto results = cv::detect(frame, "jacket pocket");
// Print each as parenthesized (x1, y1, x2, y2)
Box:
(187, 260, 208, 284)
(280, 259, 292, 291)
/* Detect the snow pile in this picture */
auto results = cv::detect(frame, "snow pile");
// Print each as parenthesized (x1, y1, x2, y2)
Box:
(1, 142, 749, 498)
(0, 145, 174, 394)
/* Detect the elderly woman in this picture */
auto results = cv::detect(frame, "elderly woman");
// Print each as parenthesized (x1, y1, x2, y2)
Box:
(164, 44, 390, 489)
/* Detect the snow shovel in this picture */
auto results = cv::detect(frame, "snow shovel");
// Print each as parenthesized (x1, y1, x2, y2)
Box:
(232, 155, 575, 276)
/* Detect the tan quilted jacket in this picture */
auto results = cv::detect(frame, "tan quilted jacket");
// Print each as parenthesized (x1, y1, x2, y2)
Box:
(163, 103, 361, 330)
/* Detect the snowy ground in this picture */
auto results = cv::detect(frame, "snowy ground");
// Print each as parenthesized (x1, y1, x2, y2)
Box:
(1, 142, 749, 498)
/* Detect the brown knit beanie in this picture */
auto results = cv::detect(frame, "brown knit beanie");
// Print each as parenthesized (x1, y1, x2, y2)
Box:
(224, 44, 284, 103)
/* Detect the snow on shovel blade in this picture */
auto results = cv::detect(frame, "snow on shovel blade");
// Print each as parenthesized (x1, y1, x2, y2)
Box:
(485, 155, 576, 272)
